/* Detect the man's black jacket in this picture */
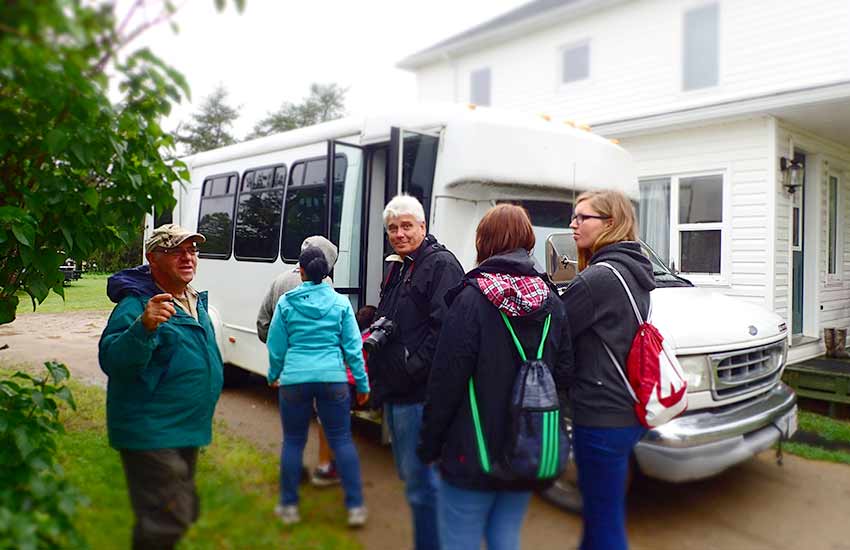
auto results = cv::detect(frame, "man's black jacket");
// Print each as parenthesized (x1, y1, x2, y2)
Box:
(368, 234, 464, 405)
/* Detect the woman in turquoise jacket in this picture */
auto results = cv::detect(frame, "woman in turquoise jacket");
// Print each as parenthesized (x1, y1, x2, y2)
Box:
(267, 246, 370, 528)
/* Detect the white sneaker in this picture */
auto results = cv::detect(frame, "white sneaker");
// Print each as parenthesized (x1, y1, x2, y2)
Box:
(274, 504, 301, 526)
(347, 506, 368, 528)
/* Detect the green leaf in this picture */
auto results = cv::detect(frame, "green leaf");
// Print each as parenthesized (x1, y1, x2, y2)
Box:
(45, 362, 69, 385)
(0, 296, 18, 324)
(54, 386, 76, 411)
(46, 129, 69, 155)
(11, 223, 35, 248)
(83, 188, 99, 208)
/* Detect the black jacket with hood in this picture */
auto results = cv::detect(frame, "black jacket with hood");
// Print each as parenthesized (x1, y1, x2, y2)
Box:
(417, 249, 573, 492)
(368, 234, 464, 406)
(561, 241, 656, 428)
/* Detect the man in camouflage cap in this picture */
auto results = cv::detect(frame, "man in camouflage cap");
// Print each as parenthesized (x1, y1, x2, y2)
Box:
(99, 223, 223, 549)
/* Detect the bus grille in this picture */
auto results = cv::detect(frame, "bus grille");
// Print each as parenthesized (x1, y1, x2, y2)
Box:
(710, 340, 786, 399)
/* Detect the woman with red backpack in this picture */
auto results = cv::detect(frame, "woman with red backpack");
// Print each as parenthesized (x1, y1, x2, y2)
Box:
(417, 204, 572, 550)
(561, 189, 655, 550)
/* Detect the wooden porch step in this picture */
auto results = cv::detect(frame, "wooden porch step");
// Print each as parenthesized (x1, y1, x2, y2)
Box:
(783, 357, 850, 416)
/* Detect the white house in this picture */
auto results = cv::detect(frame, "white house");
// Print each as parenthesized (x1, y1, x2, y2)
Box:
(398, 0, 850, 363)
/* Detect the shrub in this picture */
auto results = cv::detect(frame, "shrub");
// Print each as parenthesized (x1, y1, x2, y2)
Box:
(0, 362, 88, 549)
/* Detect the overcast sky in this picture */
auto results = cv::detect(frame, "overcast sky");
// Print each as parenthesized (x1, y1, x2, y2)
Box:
(126, 0, 527, 137)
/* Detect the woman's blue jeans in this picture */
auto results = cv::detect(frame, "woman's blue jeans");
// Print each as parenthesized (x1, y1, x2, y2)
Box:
(278, 383, 363, 508)
(437, 478, 531, 550)
(573, 424, 646, 550)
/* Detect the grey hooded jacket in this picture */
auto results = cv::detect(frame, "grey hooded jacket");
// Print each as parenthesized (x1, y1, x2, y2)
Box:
(256, 236, 338, 343)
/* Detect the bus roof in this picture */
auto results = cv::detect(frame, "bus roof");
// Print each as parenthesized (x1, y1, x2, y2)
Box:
(182, 102, 637, 197)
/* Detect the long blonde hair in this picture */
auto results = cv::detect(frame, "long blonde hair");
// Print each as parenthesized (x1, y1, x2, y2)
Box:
(575, 190, 638, 271)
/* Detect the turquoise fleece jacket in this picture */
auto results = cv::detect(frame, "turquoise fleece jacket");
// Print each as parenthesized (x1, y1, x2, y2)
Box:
(267, 281, 369, 394)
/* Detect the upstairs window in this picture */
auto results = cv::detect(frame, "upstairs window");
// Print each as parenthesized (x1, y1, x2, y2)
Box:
(561, 41, 590, 84)
(281, 155, 347, 261)
(683, 2, 719, 91)
(233, 165, 286, 261)
(470, 67, 491, 106)
(197, 173, 238, 259)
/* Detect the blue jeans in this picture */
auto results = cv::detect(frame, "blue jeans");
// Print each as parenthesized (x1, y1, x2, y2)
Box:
(385, 402, 439, 550)
(573, 424, 646, 550)
(437, 478, 531, 550)
(279, 383, 363, 508)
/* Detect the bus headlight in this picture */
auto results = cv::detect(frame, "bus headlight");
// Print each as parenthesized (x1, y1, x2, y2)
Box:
(677, 354, 711, 392)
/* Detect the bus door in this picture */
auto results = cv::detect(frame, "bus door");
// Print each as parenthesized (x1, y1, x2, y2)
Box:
(387, 127, 440, 225)
(326, 141, 366, 309)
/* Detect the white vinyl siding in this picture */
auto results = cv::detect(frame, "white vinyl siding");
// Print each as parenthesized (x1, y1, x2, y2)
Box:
(625, 118, 770, 299)
(412, 0, 850, 125)
(682, 2, 720, 91)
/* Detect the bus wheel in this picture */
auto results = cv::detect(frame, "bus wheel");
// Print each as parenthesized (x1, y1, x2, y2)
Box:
(222, 363, 248, 388)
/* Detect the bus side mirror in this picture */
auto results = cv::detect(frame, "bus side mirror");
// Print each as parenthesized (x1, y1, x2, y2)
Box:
(545, 232, 578, 285)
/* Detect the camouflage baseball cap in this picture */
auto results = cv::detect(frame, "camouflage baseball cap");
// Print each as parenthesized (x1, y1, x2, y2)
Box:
(145, 224, 206, 253)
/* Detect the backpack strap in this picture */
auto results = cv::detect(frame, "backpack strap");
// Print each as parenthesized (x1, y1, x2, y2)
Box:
(596, 262, 648, 324)
(593, 262, 641, 403)
(499, 311, 552, 361)
(468, 311, 553, 473)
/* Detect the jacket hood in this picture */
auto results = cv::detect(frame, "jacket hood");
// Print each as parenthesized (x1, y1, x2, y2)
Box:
(590, 241, 656, 292)
(449, 249, 552, 317)
(107, 265, 160, 303)
(302, 235, 338, 268)
(285, 281, 336, 319)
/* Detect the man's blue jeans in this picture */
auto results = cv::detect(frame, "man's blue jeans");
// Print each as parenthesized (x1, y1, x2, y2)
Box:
(278, 383, 364, 509)
(573, 424, 646, 550)
(437, 478, 531, 550)
(385, 402, 439, 550)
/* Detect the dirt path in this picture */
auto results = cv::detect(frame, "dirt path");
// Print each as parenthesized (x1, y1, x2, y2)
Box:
(3, 312, 850, 549)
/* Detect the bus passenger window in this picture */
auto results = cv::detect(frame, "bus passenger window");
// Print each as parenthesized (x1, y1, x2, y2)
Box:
(198, 173, 238, 259)
(281, 155, 347, 261)
(234, 165, 286, 261)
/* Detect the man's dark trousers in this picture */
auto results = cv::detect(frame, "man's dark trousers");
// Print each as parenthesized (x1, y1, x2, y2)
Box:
(120, 448, 200, 550)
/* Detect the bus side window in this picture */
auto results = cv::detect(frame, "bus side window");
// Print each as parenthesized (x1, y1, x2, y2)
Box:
(198, 173, 238, 259)
(280, 155, 347, 261)
(234, 165, 286, 262)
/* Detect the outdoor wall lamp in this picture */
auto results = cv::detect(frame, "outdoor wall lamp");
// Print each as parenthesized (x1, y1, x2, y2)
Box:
(780, 156, 805, 193)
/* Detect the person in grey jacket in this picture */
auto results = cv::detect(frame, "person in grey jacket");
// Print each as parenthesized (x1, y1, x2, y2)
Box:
(561, 190, 655, 550)
(256, 235, 341, 487)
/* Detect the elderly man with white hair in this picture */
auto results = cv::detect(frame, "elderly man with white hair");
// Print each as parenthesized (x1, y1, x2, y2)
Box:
(367, 194, 463, 550)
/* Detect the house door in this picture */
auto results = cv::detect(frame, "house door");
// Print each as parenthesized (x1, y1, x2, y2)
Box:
(791, 152, 806, 335)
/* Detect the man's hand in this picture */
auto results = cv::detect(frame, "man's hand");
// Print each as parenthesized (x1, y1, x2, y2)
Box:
(356, 391, 370, 406)
(141, 293, 175, 332)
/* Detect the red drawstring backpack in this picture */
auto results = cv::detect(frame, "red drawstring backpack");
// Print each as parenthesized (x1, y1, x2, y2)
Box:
(597, 262, 688, 428)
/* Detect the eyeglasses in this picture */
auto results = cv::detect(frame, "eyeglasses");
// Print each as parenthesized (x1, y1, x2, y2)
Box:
(571, 213, 610, 224)
(156, 245, 199, 257)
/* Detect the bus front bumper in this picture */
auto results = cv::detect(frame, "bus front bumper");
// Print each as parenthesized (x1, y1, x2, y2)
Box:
(634, 383, 798, 482)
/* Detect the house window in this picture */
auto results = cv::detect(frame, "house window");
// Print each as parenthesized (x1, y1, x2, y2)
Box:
(683, 2, 719, 91)
(197, 173, 238, 259)
(828, 174, 841, 277)
(639, 173, 725, 276)
(470, 68, 491, 106)
(561, 41, 590, 84)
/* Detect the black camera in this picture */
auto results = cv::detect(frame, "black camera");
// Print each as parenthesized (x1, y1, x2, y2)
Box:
(363, 316, 395, 354)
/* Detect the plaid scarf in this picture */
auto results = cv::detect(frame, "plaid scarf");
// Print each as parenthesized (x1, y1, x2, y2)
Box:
(474, 272, 549, 317)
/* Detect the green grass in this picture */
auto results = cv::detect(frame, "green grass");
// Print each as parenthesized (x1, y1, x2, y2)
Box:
(785, 410, 850, 465)
(16, 274, 112, 315)
(3, 364, 362, 550)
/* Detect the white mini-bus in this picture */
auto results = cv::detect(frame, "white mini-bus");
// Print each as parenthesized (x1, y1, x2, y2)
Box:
(150, 103, 796, 512)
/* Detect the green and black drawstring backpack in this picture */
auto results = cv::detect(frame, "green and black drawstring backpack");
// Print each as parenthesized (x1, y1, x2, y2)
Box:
(468, 311, 569, 481)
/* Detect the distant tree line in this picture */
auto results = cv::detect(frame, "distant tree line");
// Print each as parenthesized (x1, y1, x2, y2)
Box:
(175, 82, 347, 155)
